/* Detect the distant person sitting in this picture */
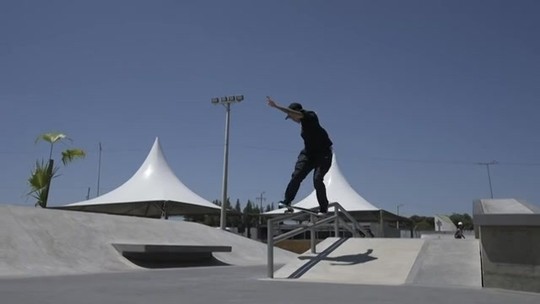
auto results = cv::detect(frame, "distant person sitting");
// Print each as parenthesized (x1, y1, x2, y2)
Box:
(454, 221, 465, 239)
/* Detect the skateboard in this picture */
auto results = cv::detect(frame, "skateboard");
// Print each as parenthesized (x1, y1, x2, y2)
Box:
(283, 205, 324, 216)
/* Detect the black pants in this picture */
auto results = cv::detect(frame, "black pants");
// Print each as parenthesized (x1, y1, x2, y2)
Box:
(284, 149, 332, 208)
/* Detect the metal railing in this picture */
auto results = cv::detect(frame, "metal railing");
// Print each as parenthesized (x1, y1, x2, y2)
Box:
(267, 202, 370, 278)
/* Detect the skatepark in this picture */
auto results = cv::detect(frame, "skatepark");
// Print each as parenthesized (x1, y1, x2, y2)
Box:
(4, 0, 540, 302)
(1, 139, 539, 303)
(0, 204, 480, 285)
(1, 203, 540, 304)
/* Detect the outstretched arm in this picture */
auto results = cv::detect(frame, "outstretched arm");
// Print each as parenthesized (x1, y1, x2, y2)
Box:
(266, 96, 303, 120)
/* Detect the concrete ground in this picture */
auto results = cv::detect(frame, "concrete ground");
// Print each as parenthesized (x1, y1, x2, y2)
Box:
(1, 265, 539, 304)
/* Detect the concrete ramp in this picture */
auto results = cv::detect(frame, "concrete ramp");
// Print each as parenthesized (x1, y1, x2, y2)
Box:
(274, 237, 481, 287)
(407, 239, 481, 287)
(0, 205, 296, 278)
(275, 238, 424, 285)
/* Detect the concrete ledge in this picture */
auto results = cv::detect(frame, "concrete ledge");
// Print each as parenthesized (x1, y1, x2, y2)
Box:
(473, 198, 540, 293)
(474, 214, 540, 226)
(474, 199, 540, 226)
(112, 244, 232, 268)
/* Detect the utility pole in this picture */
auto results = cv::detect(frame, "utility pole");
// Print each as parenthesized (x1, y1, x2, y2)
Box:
(256, 192, 266, 211)
(477, 160, 498, 198)
(96, 142, 102, 197)
(256, 192, 266, 225)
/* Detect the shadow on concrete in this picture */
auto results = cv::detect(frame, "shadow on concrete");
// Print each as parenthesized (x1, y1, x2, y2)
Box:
(113, 244, 232, 269)
(298, 249, 378, 266)
(122, 252, 230, 269)
(289, 238, 373, 279)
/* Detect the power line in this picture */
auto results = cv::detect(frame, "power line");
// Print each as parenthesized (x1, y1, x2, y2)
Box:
(370, 157, 540, 167)
(370, 157, 473, 165)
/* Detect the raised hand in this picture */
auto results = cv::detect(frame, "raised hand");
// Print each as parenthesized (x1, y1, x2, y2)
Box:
(266, 96, 277, 108)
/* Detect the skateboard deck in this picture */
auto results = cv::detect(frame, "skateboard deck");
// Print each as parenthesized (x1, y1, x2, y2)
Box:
(283, 205, 323, 216)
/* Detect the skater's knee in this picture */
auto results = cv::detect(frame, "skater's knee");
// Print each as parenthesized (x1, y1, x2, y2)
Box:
(313, 178, 324, 188)
(291, 172, 308, 183)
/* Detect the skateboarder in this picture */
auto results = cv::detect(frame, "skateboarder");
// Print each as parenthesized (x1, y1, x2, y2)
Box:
(266, 96, 333, 214)
(454, 221, 465, 239)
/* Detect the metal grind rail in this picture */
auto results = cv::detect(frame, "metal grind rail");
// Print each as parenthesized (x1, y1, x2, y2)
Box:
(267, 202, 370, 278)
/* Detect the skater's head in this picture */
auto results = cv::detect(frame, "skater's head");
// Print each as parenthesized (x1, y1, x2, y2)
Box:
(288, 102, 303, 111)
(285, 102, 303, 122)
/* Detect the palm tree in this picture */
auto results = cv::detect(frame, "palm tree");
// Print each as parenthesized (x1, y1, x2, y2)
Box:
(28, 160, 59, 208)
(28, 132, 86, 208)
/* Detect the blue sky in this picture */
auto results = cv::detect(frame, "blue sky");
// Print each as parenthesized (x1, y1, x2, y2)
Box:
(1, 0, 539, 216)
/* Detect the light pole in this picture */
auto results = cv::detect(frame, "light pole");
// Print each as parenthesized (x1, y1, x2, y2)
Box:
(396, 204, 404, 229)
(211, 95, 244, 230)
(477, 160, 497, 198)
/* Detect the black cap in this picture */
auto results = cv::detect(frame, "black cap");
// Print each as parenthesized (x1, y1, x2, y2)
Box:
(285, 102, 303, 119)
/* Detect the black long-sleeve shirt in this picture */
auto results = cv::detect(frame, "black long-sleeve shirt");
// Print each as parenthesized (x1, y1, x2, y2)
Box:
(299, 110, 333, 154)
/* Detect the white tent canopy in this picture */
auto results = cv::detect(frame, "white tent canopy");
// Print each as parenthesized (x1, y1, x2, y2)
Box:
(265, 153, 379, 215)
(57, 137, 219, 218)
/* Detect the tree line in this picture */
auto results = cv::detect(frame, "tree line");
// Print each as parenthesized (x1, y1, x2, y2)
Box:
(184, 199, 278, 238)
(185, 198, 475, 233)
